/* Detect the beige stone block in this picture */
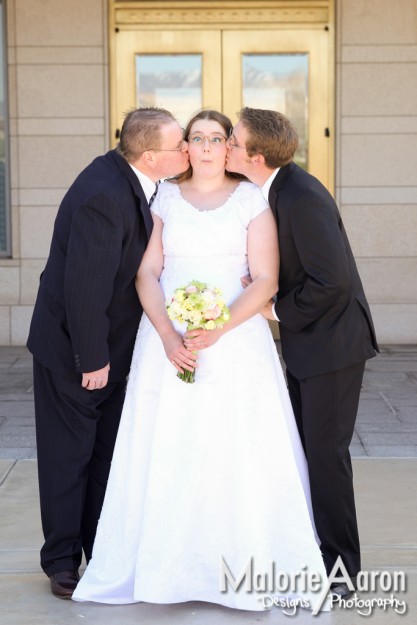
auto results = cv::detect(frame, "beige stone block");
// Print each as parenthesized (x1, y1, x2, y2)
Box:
(18, 136, 105, 189)
(342, 116, 417, 135)
(15, 0, 103, 46)
(7, 63, 17, 119)
(19, 189, 66, 207)
(9, 135, 19, 189)
(20, 260, 45, 305)
(16, 46, 103, 64)
(334, 187, 342, 207)
(342, 0, 417, 44)
(7, 46, 16, 65)
(11, 205, 20, 260)
(17, 65, 104, 118)
(335, 49, 343, 191)
(0, 267, 20, 305)
(0, 306, 11, 344)
(342, 44, 417, 63)
(341, 186, 417, 205)
(18, 118, 104, 136)
(356, 258, 417, 304)
(19, 206, 56, 259)
(9, 118, 17, 137)
(6, 0, 16, 47)
(11, 189, 20, 206)
(343, 205, 417, 257)
(341, 63, 417, 116)
(11, 306, 33, 345)
(370, 303, 417, 343)
(102, 6, 109, 67)
(341, 134, 417, 187)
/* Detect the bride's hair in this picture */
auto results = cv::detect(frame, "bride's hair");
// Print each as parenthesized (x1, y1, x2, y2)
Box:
(175, 110, 246, 182)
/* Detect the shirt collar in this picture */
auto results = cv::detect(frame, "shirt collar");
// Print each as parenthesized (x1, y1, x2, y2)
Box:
(129, 164, 157, 204)
(261, 168, 280, 202)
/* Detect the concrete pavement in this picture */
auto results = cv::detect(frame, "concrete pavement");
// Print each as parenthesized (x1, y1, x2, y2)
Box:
(1, 345, 417, 459)
(1, 346, 416, 624)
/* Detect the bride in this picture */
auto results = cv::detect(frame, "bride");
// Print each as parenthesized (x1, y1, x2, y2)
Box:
(73, 110, 330, 612)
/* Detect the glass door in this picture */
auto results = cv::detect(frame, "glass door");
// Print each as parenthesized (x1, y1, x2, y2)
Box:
(113, 30, 222, 131)
(222, 29, 330, 186)
(112, 27, 331, 187)
(113, 24, 332, 339)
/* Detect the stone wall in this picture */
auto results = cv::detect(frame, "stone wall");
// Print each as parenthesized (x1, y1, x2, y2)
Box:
(0, 0, 416, 344)
(336, 0, 417, 342)
(0, 0, 108, 343)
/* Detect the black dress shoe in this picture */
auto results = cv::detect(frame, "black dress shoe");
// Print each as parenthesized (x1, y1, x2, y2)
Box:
(330, 582, 355, 599)
(50, 570, 80, 599)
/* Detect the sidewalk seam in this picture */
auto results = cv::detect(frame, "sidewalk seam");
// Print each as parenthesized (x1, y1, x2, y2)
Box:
(0, 459, 17, 486)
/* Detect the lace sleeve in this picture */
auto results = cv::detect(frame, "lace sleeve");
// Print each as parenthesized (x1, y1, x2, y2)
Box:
(150, 180, 178, 222)
(249, 183, 269, 219)
(236, 182, 269, 226)
(150, 192, 163, 221)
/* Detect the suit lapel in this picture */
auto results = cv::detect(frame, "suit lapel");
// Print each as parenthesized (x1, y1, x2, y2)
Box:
(110, 150, 154, 239)
(268, 162, 294, 208)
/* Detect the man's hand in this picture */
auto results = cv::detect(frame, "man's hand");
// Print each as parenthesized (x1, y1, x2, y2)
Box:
(82, 363, 110, 390)
(240, 274, 252, 290)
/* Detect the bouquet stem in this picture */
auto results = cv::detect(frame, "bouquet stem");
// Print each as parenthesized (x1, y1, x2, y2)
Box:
(177, 369, 195, 384)
(177, 350, 197, 383)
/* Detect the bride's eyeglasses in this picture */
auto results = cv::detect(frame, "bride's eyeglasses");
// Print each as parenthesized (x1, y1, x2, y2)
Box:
(188, 134, 227, 146)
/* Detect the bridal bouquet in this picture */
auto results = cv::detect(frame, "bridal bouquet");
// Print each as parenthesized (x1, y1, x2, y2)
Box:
(166, 280, 231, 383)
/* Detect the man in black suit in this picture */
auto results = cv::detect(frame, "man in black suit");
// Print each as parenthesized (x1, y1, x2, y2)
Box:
(27, 107, 189, 598)
(226, 107, 378, 598)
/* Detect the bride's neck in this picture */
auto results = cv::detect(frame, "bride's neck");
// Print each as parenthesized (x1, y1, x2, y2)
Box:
(179, 172, 239, 211)
(186, 172, 229, 193)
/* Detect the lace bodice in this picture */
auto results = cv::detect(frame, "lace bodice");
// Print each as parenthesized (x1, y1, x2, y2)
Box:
(151, 180, 269, 305)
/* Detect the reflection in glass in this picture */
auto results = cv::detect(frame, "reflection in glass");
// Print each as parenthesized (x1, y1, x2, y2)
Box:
(136, 55, 202, 128)
(0, 1, 8, 255)
(242, 54, 308, 169)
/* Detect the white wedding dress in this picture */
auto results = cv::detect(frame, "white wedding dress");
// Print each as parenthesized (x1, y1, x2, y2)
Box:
(73, 181, 330, 612)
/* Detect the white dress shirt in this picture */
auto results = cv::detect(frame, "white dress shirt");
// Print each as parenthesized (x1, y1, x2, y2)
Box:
(260, 169, 280, 322)
(129, 164, 157, 204)
(260, 167, 280, 203)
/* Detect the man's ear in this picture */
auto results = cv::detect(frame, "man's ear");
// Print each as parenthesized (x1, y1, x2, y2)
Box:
(251, 153, 266, 167)
(142, 150, 155, 165)
(130, 150, 156, 176)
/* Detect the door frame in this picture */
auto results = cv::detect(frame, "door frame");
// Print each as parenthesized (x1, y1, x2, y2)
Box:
(109, 0, 335, 191)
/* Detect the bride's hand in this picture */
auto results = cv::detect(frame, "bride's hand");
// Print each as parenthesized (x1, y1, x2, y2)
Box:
(162, 331, 198, 373)
(184, 328, 223, 351)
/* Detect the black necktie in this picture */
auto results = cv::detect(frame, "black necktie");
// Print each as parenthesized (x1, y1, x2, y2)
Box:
(149, 181, 160, 207)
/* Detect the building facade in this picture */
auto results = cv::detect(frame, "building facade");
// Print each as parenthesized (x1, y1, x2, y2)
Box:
(0, 0, 416, 345)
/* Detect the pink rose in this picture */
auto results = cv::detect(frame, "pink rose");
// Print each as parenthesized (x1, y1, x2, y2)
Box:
(204, 305, 221, 320)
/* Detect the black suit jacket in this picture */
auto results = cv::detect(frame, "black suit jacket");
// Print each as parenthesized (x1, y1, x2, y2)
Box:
(27, 150, 153, 382)
(269, 162, 378, 379)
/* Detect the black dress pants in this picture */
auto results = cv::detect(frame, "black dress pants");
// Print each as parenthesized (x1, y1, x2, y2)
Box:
(33, 359, 126, 576)
(286, 361, 365, 578)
